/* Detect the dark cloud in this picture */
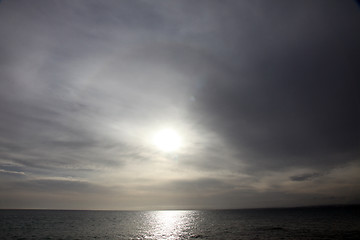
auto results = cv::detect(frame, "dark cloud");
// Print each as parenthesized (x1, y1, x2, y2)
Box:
(290, 173, 321, 182)
(192, 0, 360, 171)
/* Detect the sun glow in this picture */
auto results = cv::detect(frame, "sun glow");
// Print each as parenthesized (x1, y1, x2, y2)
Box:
(152, 128, 182, 152)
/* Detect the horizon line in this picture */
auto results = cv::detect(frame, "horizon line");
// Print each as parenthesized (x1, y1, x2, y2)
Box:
(1, 203, 359, 212)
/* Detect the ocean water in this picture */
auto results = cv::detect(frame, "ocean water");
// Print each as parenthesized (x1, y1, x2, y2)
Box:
(1, 206, 359, 240)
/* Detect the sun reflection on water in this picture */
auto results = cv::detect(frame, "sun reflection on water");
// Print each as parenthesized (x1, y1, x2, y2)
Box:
(142, 210, 198, 240)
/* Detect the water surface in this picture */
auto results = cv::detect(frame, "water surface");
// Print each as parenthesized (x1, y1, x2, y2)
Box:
(1, 206, 359, 239)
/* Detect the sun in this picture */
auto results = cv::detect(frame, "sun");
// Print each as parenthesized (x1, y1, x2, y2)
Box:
(152, 128, 182, 152)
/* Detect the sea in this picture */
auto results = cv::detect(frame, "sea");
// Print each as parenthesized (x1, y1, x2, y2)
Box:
(1, 206, 359, 240)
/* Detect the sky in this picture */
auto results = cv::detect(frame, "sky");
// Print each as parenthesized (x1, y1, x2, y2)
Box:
(0, 0, 359, 210)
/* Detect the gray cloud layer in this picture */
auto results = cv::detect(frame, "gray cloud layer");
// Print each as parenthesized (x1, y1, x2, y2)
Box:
(0, 0, 359, 210)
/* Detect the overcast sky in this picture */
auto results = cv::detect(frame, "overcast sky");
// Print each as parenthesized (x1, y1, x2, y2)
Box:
(0, 0, 359, 210)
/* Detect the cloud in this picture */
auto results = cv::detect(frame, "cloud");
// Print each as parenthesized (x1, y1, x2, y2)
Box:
(190, 1, 360, 171)
(0, 0, 359, 209)
(290, 173, 321, 182)
(0, 169, 25, 176)
(9, 178, 109, 193)
(161, 178, 235, 194)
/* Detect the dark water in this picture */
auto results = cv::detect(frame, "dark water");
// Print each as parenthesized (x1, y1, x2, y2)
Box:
(1, 206, 359, 240)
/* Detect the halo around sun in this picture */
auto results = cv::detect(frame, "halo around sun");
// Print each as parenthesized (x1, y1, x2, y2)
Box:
(152, 128, 182, 152)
